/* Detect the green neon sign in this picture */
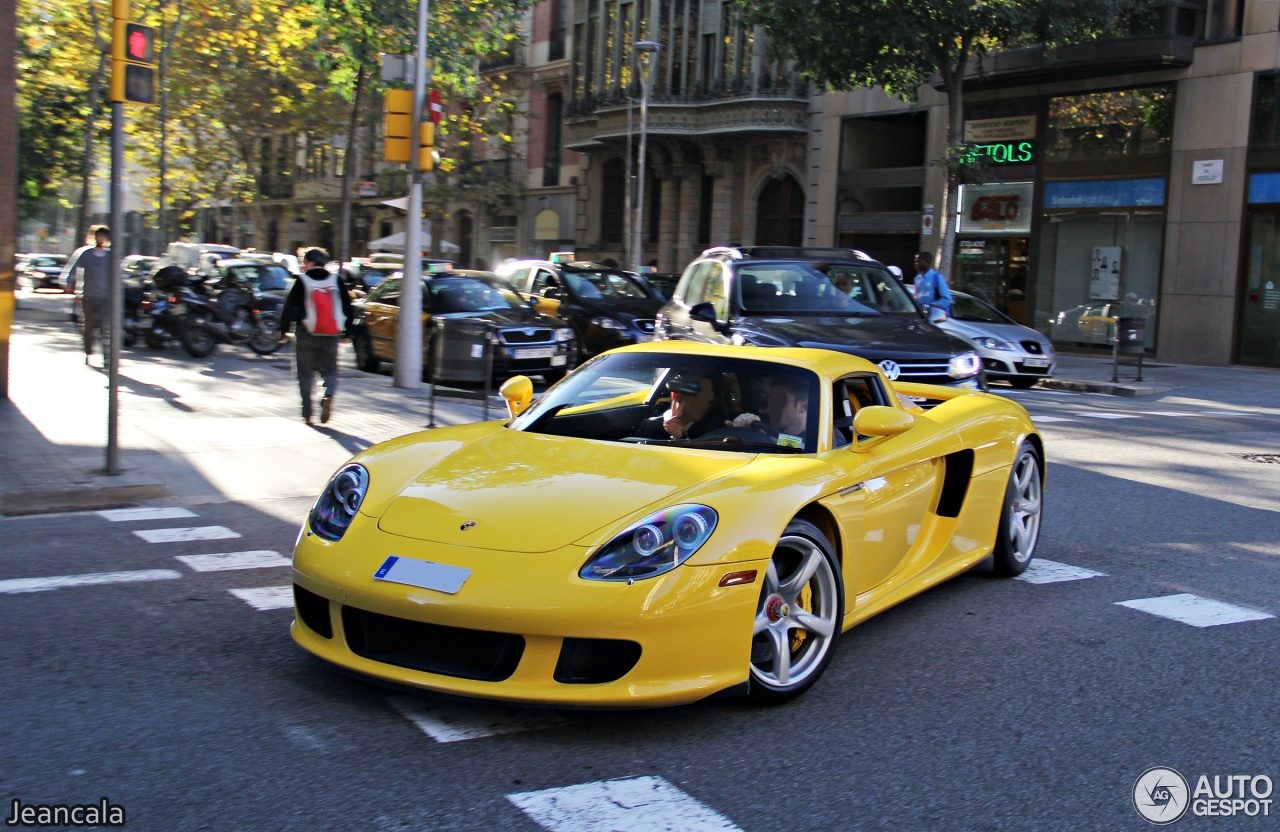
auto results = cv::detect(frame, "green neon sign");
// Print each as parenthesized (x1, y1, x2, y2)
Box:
(963, 140, 1035, 166)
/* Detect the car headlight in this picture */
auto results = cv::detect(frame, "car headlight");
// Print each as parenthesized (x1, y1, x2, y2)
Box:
(591, 316, 629, 331)
(580, 504, 718, 582)
(948, 350, 982, 378)
(309, 463, 369, 542)
(555, 327, 574, 342)
(972, 336, 1014, 351)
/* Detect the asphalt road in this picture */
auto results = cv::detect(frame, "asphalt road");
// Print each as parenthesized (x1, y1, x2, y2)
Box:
(2, 292, 1278, 831)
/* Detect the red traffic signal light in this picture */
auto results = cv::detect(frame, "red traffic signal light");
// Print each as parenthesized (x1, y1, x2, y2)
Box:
(112, 21, 155, 65)
(111, 21, 156, 104)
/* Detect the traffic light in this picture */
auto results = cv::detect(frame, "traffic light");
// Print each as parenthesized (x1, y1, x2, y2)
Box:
(110, 13, 156, 105)
(418, 121, 436, 172)
(383, 90, 437, 171)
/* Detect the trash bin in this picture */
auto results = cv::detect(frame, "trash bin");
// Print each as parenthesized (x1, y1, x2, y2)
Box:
(430, 318, 493, 383)
(1115, 316, 1145, 355)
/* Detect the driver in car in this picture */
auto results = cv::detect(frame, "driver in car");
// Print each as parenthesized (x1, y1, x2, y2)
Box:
(638, 373, 720, 440)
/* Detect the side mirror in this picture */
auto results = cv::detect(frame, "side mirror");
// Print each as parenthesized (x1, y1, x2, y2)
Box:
(850, 406, 915, 452)
(690, 302, 731, 336)
(542, 287, 562, 300)
(927, 307, 947, 324)
(499, 375, 534, 418)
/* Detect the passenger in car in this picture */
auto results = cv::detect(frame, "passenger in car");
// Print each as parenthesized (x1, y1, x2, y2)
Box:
(637, 373, 720, 440)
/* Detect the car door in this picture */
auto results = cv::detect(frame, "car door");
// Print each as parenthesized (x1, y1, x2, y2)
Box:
(529, 268, 564, 316)
(821, 374, 960, 600)
(362, 279, 401, 361)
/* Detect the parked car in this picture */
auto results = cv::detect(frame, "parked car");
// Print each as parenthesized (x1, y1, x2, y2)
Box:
(350, 270, 577, 383)
(496, 258, 664, 359)
(120, 254, 159, 280)
(638, 271, 682, 301)
(936, 291, 1055, 388)
(18, 253, 69, 291)
(655, 246, 984, 392)
(289, 340, 1044, 705)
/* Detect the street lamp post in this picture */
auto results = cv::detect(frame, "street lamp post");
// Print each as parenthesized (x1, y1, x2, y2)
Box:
(631, 40, 659, 274)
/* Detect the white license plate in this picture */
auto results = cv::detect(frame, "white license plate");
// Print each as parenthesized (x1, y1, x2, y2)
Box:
(550, 354, 567, 366)
(373, 555, 470, 594)
(1022, 357, 1050, 367)
(514, 347, 555, 359)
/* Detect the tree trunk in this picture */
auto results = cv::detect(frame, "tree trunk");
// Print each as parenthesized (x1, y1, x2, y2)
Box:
(75, 50, 107, 249)
(937, 52, 969, 283)
(336, 66, 367, 265)
(158, 0, 185, 250)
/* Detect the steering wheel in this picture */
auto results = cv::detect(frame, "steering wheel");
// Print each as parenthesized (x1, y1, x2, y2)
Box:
(696, 422, 781, 444)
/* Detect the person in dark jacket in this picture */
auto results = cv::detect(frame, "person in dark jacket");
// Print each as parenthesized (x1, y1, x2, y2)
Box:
(278, 248, 355, 426)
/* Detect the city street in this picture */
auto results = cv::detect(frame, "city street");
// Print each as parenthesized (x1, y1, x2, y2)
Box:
(2, 290, 1278, 831)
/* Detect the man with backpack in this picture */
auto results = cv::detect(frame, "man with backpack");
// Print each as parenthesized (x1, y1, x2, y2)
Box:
(278, 247, 354, 426)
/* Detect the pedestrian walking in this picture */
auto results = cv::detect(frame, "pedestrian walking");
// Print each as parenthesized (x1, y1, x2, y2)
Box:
(61, 225, 113, 366)
(913, 250, 953, 318)
(278, 248, 354, 426)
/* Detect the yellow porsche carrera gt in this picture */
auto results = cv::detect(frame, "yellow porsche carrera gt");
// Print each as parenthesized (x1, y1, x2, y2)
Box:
(291, 341, 1044, 706)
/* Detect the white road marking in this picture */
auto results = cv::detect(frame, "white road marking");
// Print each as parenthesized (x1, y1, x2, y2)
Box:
(1141, 411, 1199, 417)
(1116, 593, 1274, 628)
(1080, 413, 1141, 420)
(133, 526, 242, 544)
(508, 776, 743, 832)
(1015, 559, 1107, 584)
(176, 550, 291, 572)
(1029, 415, 1076, 423)
(228, 585, 293, 610)
(389, 697, 569, 744)
(97, 507, 197, 522)
(0, 569, 183, 595)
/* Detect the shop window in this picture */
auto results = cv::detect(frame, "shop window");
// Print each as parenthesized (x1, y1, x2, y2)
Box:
(1251, 73, 1280, 150)
(1045, 86, 1174, 162)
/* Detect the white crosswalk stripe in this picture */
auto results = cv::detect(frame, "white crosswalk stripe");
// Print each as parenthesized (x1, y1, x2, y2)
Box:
(507, 776, 743, 832)
(228, 585, 293, 610)
(176, 551, 291, 572)
(1029, 415, 1076, 423)
(1015, 559, 1107, 584)
(389, 697, 569, 743)
(1080, 412, 1141, 420)
(1116, 593, 1274, 627)
(96, 507, 197, 522)
(133, 526, 242, 544)
(0, 569, 183, 594)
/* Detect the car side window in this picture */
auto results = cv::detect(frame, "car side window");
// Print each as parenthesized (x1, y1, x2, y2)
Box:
(832, 374, 889, 446)
(703, 262, 728, 320)
(368, 278, 401, 306)
(682, 262, 711, 307)
(532, 269, 559, 294)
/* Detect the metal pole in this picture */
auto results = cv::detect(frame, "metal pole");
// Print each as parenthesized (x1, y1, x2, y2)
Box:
(632, 42, 658, 273)
(394, 0, 429, 389)
(106, 103, 124, 475)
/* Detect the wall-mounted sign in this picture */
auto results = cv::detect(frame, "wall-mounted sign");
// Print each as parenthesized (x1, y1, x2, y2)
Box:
(1192, 160, 1223, 185)
(964, 115, 1036, 142)
(956, 182, 1035, 234)
(1247, 172, 1280, 204)
(961, 140, 1036, 166)
(1044, 177, 1166, 209)
(922, 203, 935, 236)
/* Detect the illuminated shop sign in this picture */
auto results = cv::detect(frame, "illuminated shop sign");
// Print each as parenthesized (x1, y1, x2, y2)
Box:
(961, 140, 1035, 166)
(1044, 177, 1166, 209)
(1248, 172, 1280, 204)
(957, 182, 1035, 234)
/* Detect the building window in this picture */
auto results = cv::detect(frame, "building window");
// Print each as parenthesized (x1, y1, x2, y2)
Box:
(544, 92, 563, 187)
(1251, 72, 1280, 149)
(1045, 86, 1174, 162)
(601, 157, 625, 244)
(550, 0, 566, 61)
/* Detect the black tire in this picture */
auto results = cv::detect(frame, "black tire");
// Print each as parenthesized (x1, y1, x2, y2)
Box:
(991, 442, 1043, 576)
(122, 330, 138, 348)
(746, 519, 844, 705)
(353, 330, 380, 373)
(1007, 377, 1040, 389)
(247, 324, 282, 356)
(180, 315, 217, 358)
(145, 334, 166, 350)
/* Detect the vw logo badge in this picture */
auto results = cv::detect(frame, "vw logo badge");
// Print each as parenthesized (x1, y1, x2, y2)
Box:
(878, 359, 901, 380)
(523, 328, 535, 337)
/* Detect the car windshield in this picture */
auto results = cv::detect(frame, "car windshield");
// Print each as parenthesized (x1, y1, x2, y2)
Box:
(510, 352, 820, 454)
(430, 277, 518, 313)
(738, 261, 918, 316)
(564, 269, 652, 300)
(31, 256, 66, 268)
(951, 293, 1014, 324)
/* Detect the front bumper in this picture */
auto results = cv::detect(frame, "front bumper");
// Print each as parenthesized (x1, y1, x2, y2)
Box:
(290, 519, 764, 706)
(978, 350, 1055, 380)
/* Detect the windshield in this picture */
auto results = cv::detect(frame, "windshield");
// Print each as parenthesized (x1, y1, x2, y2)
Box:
(564, 269, 652, 300)
(429, 277, 518, 313)
(738, 261, 918, 316)
(951, 293, 1015, 325)
(510, 352, 820, 453)
(31, 256, 66, 268)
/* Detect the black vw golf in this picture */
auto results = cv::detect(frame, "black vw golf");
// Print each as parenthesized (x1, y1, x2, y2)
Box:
(655, 246, 984, 389)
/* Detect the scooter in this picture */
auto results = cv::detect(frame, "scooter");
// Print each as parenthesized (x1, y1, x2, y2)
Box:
(179, 276, 281, 358)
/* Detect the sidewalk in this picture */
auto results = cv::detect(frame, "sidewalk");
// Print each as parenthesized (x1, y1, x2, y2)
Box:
(2, 292, 1276, 515)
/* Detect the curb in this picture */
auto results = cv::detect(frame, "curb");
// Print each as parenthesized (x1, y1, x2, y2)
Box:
(1039, 378, 1171, 397)
(0, 480, 167, 516)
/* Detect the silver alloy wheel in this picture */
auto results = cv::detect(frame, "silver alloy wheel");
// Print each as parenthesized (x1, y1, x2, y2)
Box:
(1007, 451, 1042, 563)
(750, 534, 839, 690)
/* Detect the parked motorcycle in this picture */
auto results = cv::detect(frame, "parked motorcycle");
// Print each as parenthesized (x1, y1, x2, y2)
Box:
(179, 274, 281, 358)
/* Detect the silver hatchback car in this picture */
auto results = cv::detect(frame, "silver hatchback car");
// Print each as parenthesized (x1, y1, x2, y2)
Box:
(937, 291, 1055, 388)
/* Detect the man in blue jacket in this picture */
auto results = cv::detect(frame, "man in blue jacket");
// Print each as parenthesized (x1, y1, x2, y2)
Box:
(913, 250, 953, 318)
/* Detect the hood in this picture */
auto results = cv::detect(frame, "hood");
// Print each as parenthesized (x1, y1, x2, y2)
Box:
(940, 319, 1052, 349)
(376, 429, 753, 552)
(432, 305, 550, 327)
(573, 295, 664, 320)
(736, 313, 974, 359)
